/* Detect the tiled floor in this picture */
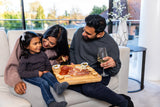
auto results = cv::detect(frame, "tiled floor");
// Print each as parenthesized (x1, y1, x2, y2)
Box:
(128, 80, 160, 107)
(127, 37, 160, 107)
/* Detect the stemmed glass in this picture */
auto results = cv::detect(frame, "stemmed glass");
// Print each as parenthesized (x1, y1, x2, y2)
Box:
(97, 47, 108, 77)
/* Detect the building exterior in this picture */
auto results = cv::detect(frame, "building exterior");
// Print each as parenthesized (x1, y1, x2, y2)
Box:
(100, 0, 141, 37)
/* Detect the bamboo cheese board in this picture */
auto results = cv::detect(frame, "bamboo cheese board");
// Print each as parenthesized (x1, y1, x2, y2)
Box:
(52, 64, 102, 85)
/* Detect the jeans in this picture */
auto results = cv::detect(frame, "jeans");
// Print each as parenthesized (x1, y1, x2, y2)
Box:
(68, 76, 128, 107)
(24, 72, 58, 105)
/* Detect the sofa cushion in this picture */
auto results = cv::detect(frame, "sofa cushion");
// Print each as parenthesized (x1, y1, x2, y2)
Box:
(0, 30, 10, 76)
(69, 100, 111, 107)
(67, 28, 77, 45)
(0, 77, 30, 107)
(63, 89, 91, 106)
(0, 92, 31, 107)
(0, 77, 10, 92)
(10, 81, 65, 107)
(108, 75, 119, 91)
(118, 46, 130, 94)
(64, 89, 111, 107)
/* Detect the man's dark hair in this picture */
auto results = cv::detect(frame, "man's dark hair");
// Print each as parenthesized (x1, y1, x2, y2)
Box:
(85, 14, 106, 34)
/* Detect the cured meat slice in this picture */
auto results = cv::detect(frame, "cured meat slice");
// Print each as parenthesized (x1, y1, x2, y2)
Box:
(66, 67, 90, 76)
(75, 69, 90, 76)
(60, 65, 73, 75)
(68, 69, 75, 75)
(59, 65, 90, 76)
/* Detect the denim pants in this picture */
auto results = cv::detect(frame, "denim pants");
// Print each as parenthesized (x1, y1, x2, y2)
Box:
(24, 72, 58, 105)
(68, 76, 128, 107)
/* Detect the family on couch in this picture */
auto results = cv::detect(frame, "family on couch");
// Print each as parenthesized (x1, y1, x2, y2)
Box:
(4, 14, 133, 107)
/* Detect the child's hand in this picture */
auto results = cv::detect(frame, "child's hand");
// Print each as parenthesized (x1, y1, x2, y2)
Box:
(39, 71, 43, 77)
(43, 71, 49, 73)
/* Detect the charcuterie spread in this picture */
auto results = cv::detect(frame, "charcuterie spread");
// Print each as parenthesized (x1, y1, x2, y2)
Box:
(52, 63, 102, 85)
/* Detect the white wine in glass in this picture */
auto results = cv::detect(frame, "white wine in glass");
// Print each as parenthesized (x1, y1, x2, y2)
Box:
(97, 47, 108, 77)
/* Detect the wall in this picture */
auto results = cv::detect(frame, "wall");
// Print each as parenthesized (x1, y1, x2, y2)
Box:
(139, 0, 160, 81)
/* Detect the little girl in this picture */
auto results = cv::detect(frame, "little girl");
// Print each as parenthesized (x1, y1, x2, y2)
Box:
(18, 31, 69, 107)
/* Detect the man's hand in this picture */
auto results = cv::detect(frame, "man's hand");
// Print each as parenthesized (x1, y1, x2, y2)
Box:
(100, 56, 116, 69)
(14, 81, 26, 95)
(70, 62, 74, 65)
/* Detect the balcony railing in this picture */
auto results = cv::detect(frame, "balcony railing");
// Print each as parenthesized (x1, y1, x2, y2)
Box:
(0, 19, 85, 30)
(0, 19, 140, 39)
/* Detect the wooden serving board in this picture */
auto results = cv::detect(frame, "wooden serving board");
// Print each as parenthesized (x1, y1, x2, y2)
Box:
(52, 64, 102, 85)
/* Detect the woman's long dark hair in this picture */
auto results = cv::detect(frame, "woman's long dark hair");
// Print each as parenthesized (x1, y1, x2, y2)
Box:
(43, 24, 69, 58)
(19, 31, 40, 58)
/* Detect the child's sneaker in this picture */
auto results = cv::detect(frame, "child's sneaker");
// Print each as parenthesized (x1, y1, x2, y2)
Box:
(48, 101, 67, 107)
(54, 82, 69, 95)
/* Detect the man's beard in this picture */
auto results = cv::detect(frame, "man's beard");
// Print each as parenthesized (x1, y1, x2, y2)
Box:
(82, 36, 89, 41)
(82, 36, 97, 41)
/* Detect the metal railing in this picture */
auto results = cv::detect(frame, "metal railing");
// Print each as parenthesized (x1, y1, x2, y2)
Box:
(111, 20, 140, 39)
(0, 19, 85, 30)
(0, 19, 140, 38)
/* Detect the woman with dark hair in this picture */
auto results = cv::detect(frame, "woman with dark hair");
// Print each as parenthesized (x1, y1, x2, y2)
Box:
(42, 24, 69, 65)
(4, 24, 70, 95)
(18, 31, 68, 107)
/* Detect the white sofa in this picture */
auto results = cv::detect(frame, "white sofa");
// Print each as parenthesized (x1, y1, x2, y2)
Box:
(0, 29, 130, 107)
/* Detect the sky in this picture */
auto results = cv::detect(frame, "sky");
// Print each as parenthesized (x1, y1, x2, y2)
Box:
(1, 0, 109, 16)
(36, 0, 109, 16)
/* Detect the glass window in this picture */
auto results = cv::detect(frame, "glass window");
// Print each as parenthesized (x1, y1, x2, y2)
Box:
(0, 0, 109, 30)
(0, 0, 22, 31)
(23, 0, 109, 30)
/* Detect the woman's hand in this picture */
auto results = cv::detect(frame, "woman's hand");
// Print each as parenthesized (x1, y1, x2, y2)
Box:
(62, 55, 69, 62)
(14, 81, 26, 95)
(39, 71, 43, 77)
(100, 56, 116, 69)
(56, 55, 69, 63)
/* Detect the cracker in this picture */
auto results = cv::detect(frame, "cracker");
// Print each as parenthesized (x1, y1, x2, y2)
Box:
(62, 56, 66, 62)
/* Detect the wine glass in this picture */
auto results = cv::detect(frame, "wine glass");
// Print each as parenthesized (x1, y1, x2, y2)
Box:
(97, 47, 108, 77)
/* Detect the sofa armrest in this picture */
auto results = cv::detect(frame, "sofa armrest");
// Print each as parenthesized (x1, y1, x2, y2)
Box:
(118, 46, 130, 94)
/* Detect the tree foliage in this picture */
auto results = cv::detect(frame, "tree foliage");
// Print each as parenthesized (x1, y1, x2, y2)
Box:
(2, 11, 22, 30)
(70, 8, 84, 19)
(34, 5, 45, 29)
(0, 0, 108, 30)
(29, 1, 40, 12)
(47, 6, 57, 19)
(90, 5, 107, 15)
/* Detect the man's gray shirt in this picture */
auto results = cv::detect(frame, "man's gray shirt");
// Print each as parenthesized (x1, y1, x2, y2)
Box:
(70, 27, 121, 76)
